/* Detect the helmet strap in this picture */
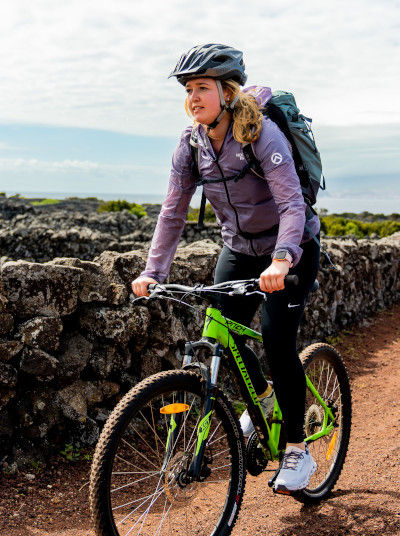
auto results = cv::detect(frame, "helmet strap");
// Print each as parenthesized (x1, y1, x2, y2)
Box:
(206, 80, 238, 131)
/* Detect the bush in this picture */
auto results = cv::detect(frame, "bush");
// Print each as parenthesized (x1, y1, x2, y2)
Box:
(320, 216, 400, 238)
(187, 203, 216, 223)
(30, 198, 61, 206)
(97, 199, 147, 218)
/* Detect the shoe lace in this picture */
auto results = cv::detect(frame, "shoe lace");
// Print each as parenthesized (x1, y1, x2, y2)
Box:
(281, 450, 304, 470)
(260, 392, 274, 411)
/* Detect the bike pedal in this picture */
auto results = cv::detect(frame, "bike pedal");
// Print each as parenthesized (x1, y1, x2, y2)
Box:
(268, 467, 281, 488)
(273, 487, 291, 495)
(273, 487, 302, 498)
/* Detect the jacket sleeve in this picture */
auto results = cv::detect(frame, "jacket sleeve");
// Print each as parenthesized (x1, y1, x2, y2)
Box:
(252, 119, 306, 266)
(140, 126, 196, 283)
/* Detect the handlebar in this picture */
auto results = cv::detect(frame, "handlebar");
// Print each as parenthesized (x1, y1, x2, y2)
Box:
(146, 275, 299, 298)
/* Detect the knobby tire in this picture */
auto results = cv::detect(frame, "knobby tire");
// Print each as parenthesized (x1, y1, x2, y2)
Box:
(89, 370, 246, 536)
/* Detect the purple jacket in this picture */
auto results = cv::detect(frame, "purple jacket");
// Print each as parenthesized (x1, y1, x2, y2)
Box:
(141, 86, 320, 283)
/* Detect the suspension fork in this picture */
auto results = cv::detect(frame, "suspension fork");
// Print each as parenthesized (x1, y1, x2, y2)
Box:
(181, 340, 223, 479)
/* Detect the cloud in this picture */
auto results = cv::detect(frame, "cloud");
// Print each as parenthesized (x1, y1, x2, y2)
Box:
(0, 157, 165, 175)
(0, 156, 169, 194)
(0, 1, 399, 135)
(0, 141, 21, 151)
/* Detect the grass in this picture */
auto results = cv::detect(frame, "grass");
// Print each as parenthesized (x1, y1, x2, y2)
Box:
(30, 198, 61, 206)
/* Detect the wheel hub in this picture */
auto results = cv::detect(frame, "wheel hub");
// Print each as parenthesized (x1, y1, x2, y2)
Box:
(164, 451, 212, 502)
(304, 404, 323, 436)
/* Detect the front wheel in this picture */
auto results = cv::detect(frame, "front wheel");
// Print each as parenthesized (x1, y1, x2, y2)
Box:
(89, 369, 246, 536)
(297, 343, 352, 504)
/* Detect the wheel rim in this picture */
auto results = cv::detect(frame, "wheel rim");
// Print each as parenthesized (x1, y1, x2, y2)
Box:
(304, 354, 344, 492)
(107, 389, 234, 536)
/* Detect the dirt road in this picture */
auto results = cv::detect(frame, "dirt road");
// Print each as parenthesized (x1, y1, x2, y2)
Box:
(2, 304, 400, 536)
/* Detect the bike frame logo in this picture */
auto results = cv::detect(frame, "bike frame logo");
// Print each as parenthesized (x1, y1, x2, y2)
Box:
(196, 411, 212, 454)
(230, 342, 258, 405)
(227, 319, 247, 335)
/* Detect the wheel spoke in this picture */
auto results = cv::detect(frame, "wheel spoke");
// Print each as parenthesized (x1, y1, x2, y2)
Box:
(301, 345, 351, 498)
(90, 372, 246, 536)
(121, 438, 160, 470)
(111, 472, 160, 494)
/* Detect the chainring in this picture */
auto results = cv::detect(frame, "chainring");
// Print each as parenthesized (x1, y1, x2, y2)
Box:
(246, 432, 268, 476)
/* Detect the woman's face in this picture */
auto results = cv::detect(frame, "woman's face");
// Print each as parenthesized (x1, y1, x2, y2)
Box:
(185, 78, 228, 125)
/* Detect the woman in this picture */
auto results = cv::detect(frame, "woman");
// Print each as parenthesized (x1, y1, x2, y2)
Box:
(132, 44, 320, 493)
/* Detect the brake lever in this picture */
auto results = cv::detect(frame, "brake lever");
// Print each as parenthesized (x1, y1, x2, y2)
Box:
(130, 295, 150, 304)
(130, 286, 167, 304)
(228, 280, 259, 296)
(244, 290, 268, 300)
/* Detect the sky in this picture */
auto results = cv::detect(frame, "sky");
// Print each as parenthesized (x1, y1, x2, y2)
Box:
(0, 0, 399, 213)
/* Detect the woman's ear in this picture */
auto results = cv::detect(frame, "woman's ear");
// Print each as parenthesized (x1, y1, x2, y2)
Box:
(223, 89, 232, 102)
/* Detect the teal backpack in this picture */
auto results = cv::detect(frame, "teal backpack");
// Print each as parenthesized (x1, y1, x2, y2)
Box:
(191, 90, 337, 268)
(193, 89, 326, 227)
(244, 90, 326, 216)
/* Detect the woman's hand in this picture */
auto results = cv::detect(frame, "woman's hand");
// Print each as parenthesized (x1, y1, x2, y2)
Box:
(131, 276, 158, 297)
(259, 260, 290, 293)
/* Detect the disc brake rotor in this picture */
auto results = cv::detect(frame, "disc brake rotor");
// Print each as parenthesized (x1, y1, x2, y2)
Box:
(164, 451, 198, 503)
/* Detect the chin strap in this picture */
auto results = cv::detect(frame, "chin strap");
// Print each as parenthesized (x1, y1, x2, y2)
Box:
(206, 80, 239, 132)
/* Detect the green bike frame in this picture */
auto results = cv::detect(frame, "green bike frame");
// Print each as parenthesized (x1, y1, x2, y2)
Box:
(164, 306, 336, 479)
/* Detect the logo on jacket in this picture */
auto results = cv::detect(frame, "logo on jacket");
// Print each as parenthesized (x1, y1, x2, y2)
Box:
(271, 152, 283, 165)
(236, 152, 245, 161)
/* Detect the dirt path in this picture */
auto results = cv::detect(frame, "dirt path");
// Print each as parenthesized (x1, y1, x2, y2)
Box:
(2, 304, 400, 536)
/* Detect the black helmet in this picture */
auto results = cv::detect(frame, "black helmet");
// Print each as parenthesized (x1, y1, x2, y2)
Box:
(169, 43, 247, 86)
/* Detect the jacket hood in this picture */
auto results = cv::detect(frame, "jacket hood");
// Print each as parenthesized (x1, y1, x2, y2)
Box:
(242, 85, 272, 109)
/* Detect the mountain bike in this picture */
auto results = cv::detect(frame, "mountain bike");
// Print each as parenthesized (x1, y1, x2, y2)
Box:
(89, 278, 352, 536)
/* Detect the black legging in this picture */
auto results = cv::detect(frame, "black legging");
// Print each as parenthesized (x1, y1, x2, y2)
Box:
(214, 237, 320, 443)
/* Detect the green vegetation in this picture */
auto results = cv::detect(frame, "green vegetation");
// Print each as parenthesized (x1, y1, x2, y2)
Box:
(29, 460, 45, 473)
(185, 205, 400, 237)
(60, 443, 92, 463)
(97, 199, 147, 218)
(320, 215, 400, 238)
(325, 334, 344, 346)
(187, 203, 216, 223)
(30, 198, 61, 206)
(319, 210, 400, 222)
(232, 400, 246, 416)
(67, 196, 102, 202)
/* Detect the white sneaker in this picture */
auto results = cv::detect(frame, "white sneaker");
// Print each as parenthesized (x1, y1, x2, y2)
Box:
(239, 388, 275, 437)
(274, 445, 317, 492)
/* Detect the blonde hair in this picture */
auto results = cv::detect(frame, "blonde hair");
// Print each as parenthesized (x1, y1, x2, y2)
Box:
(184, 79, 263, 144)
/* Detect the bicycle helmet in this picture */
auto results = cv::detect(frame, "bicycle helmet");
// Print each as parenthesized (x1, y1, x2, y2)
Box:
(169, 44, 247, 129)
(169, 43, 247, 86)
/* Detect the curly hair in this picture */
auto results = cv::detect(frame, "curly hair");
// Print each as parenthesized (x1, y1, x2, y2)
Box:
(184, 79, 263, 144)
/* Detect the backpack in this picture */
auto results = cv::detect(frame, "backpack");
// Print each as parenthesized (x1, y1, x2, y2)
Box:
(191, 90, 326, 230)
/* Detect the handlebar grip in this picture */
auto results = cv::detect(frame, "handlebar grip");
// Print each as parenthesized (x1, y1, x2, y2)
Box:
(284, 274, 299, 286)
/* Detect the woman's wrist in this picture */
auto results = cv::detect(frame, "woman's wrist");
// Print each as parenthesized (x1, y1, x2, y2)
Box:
(272, 258, 291, 266)
(272, 250, 293, 268)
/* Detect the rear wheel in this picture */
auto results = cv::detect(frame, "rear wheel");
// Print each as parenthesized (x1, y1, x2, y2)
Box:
(297, 343, 352, 504)
(89, 369, 246, 536)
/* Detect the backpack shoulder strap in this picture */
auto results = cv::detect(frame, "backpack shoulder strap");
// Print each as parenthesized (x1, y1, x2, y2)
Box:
(189, 128, 206, 229)
(242, 143, 264, 179)
(189, 129, 200, 179)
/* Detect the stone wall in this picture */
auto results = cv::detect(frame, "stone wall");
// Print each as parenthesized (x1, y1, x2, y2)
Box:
(0, 197, 222, 263)
(0, 235, 399, 469)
